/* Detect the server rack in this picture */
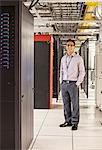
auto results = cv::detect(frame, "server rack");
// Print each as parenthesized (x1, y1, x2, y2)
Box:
(95, 41, 102, 111)
(53, 36, 63, 100)
(53, 36, 59, 99)
(34, 34, 53, 109)
(79, 39, 89, 98)
(0, 1, 34, 149)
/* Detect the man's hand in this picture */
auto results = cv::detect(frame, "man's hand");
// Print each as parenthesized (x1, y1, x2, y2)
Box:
(76, 83, 80, 88)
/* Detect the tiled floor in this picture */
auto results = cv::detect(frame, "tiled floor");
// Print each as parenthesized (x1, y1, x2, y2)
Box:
(30, 89, 102, 150)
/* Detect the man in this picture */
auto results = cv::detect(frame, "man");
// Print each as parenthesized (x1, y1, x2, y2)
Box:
(59, 39, 85, 130)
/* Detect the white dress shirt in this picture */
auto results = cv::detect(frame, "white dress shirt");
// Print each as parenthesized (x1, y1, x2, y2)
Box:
(60, 53, 85, 86)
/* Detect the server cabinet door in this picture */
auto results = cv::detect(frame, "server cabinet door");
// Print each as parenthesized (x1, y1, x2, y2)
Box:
(21, 5, 34, 150)
(34, 41, 50, 108)
(0, 4, 18, 149)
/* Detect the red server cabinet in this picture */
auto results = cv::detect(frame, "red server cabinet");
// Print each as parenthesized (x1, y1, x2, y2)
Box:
(34, 35, 53, 109)
(0, 1, 34, 150)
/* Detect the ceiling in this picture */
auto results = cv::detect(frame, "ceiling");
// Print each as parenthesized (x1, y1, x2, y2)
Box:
(24, 0, 102, 47)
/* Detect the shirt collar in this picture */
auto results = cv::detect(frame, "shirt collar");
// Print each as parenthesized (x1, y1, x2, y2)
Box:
(66, 52, 75, 57)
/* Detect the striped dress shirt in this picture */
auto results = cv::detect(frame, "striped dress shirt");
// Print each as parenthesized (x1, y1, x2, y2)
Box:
(60, 53, 85, 86)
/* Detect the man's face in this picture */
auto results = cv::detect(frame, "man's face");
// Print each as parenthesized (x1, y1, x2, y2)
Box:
(66, 41, 75, 55)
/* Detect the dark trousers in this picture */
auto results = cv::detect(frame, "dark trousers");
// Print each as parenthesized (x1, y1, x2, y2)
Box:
(61, 81, 79, 125)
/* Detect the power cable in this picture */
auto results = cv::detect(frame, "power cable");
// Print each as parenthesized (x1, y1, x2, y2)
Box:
(29, 0, 39, 10)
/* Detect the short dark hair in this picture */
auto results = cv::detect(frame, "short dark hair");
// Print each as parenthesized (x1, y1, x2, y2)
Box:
(67, 39, 75, 46)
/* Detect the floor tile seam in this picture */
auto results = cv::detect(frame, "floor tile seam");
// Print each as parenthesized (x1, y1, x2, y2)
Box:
(31, 110, 49, 149)
(72, 131, 74, 150)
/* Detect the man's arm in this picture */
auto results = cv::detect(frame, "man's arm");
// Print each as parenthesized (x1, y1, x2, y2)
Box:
(76, 57, 85, 87)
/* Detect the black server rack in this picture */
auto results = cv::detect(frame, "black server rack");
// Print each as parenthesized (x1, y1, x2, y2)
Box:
(58, 39, 63, 95)
(34, 35, 53, 109)
(53, 36, 58, 99)
(0, 1, 34, 150)
(53, 36, 63, 100)
(79, 39, 89, 98)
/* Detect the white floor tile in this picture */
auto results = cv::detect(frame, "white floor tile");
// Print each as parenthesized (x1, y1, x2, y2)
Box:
(73, 127, 102, 137)
(39, 126, 72, 136)
(32, 136, 72, 150)
(73, 137, 102, 150)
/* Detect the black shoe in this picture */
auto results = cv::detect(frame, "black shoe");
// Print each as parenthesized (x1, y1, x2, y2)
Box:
(71, 124, 78, 130)
(59, 122, 72, 127)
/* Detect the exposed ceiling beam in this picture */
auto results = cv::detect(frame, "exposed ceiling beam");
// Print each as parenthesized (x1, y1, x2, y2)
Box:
(34, 27, 53, 32)
(30, 7, 41, 18)
(34, 18, 102, 24)
(38, 0, 102, 3)
(31, 10, 50, 13)
(24, 1, 102, 5)
(60, 37, 95, 40)
(48, 32, 98, 36)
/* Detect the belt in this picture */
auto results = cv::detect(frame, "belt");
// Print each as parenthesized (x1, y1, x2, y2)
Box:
(63, 80, 77, 84)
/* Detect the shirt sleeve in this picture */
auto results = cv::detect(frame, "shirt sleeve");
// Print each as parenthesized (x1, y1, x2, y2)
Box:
(76, 57, 85, 87)
(60, 58, 63, 84)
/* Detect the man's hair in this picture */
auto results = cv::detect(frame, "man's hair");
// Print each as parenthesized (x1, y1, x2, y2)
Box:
(67, 39, 75, 46)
